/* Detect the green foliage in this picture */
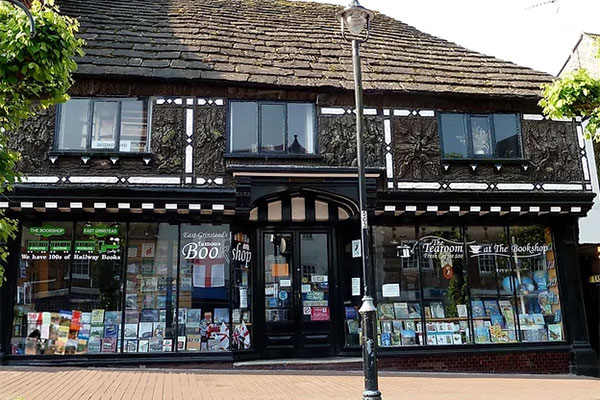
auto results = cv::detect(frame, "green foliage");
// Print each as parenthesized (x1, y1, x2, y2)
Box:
(0, 0, 83, 284)
(539, 69, 600, 141)
(445, 274, 468, 318)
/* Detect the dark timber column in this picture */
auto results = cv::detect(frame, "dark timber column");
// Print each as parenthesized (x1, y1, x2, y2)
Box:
(0, 231, 20, 364)
(553, 218, 599, 377)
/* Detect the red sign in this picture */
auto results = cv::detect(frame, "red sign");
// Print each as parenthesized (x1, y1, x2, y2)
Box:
(442, 264, 453, 280)
(310, 307, 330, 321)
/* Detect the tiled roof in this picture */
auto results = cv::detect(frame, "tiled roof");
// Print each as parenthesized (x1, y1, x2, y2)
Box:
(58, 0, 554, 98)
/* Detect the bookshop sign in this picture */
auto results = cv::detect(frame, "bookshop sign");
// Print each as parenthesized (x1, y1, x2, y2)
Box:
(397, 236, 550, 260)
(29, 225, 65, 237)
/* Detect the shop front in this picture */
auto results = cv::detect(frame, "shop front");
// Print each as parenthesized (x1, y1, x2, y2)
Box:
(0, 185, 595, 375)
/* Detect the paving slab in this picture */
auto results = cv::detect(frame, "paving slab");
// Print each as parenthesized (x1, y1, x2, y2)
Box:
(0, 367, 599, 400)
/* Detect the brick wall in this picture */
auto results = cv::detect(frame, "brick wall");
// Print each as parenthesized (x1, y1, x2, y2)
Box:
(378, 351, 570, 374)
(229, 351, 571, 374)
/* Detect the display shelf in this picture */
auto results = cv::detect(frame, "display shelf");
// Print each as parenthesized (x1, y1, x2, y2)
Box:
(424, 317, 469, 322)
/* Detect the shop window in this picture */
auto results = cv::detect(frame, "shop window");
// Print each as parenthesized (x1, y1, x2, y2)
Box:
(372, 226, 423, 347)
(178, 224, 232, 352)
(11, 222, 253, 357)
(366, 223, 564, 351)
(11, 222, 125, 355)
(418, 226, 472, 346)
(509, 226, 563, 343)
(440, 113, 522, 159)
(123, 223, 178, 353)
(57, 98, 149, 153)
(229, 101, 316, 154)
(231, 231, 252, 350)
(465, 226, 519, 344)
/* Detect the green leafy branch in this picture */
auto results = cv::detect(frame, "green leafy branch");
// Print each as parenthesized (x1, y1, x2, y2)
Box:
(0, 0, 83, 284)
(539, 39, 600, 141)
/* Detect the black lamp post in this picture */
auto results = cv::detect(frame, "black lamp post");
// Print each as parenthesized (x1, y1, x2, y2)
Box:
(2, 0, 36, 37)
(336, 2, 381, 400)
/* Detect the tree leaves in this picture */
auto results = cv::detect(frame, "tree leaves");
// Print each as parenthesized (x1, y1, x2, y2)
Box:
(539, 68, 600, 142)
(0, 0, 83, 284)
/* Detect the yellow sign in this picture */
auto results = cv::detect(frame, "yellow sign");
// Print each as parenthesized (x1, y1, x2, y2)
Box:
(589, 275, 600, 284)
(271, 263, 289, 277)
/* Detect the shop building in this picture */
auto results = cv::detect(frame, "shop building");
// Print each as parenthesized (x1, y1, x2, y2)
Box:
(1, 0, 598, 376)
(558, 32, 600, 363)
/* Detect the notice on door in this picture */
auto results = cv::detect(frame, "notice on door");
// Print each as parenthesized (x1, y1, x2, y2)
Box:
(311, 307, 330, 321)
(271, 263, 289, 277)
(351, 277, 361, 296)
(352, 239, 361, 258)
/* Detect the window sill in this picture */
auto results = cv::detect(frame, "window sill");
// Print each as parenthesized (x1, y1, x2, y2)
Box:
(49, 151, 153, 158)
(224, 153, 322, 160)
(441, 158, 530, 165)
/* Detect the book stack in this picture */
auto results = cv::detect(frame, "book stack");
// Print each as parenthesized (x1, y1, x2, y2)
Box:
(377, 302, 422, 346)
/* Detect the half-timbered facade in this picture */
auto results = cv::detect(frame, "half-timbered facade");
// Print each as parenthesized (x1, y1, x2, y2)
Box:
(0, 0, 597, 376)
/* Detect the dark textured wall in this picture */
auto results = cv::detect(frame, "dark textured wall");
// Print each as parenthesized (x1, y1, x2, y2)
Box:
(394, 115, 440, 181)
(151, 104, 185, 174)
(391, 115, 584, 184)
(8, 106, 56, 173)
(319, 115, 383, 167)
(8, 79, 584, 188)
(523, 120, 582, 182)
(194, 106, 226, 176)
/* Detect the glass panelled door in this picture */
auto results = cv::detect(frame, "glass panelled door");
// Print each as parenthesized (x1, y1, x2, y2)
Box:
(299, 233, 330, 323)
(264, 233, 293, 323)
(262, 230, 333, 358)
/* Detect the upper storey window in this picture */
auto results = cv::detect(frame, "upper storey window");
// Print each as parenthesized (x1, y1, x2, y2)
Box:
(440, 113, 522, 159)
(57, 98, 149, 153)
(229, 101, 316, 155)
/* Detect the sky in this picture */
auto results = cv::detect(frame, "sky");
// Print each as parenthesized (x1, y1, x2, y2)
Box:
(296, 0, 600, 75)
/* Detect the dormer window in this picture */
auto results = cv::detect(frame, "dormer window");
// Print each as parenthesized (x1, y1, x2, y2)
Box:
(439, 113, 522, 159)
(229, 101, 316, 155)
(56, 98, 150, 153)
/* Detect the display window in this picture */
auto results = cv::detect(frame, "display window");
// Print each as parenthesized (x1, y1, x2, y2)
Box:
(371, 226, 422, 347)
(509, 226, 563, 342)
(231, 230, 252, 350)
(178, 224, 232, 352)
(465, 226, 519, 344)
(419, 226, 471, 346)
(367, 224, 565, 349)
(124, 223, 178, 353)
(11, 221, 124, 355)
(10, 221, 253, 356)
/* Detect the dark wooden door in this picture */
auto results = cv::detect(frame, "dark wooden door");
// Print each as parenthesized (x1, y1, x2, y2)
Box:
(262, 230, 334, 358)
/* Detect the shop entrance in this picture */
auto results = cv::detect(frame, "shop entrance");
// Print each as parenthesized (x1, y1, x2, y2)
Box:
(261, 229, 334, 358)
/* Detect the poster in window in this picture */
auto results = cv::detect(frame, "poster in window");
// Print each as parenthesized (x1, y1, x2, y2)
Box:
(271, 263, 289, 277)
(311, 307, 330, 321)
(193, 263, 225, 288)
(141, 243, 155, 258)
(127, 245, 138, 258)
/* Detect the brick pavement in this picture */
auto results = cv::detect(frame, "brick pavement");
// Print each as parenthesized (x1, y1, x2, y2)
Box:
(0, 367, 599, 400)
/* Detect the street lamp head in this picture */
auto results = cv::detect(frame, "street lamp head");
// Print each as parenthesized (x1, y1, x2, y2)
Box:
(336, 0, 374, 41)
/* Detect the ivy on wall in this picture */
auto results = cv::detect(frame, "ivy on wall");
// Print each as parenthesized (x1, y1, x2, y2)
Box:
(0, 0, 83, 284)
